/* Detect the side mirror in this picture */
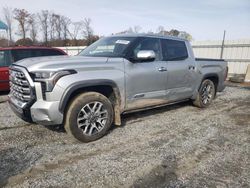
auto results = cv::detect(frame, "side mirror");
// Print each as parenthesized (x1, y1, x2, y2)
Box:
(136, 50, 156, 61)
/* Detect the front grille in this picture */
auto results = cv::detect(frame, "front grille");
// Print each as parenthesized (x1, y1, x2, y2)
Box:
(9, 68, 33, 104)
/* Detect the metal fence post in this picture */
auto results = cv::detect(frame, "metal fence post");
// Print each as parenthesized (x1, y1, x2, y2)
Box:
(220, 30, 226, 59)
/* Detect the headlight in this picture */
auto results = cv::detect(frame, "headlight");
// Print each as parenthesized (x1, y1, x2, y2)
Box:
(32, 70, 77, 92)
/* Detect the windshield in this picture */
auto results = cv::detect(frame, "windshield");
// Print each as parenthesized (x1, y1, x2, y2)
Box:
(79, 37, 136, 57)
(0, 50, 12, 67)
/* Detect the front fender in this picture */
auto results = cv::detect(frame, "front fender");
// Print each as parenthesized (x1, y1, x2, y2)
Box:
(58, 79, 121, 113)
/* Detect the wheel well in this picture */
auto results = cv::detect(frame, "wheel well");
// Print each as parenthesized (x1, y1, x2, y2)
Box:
(63, 85, 122, 125)
(204, 75, 219, 91)
(66, 85, 115, 107)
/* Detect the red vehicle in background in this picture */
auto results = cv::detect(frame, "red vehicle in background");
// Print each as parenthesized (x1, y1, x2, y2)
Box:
(0, 46, 67, 91)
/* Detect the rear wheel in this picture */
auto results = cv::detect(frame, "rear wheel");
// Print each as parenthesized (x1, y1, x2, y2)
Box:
(193, 79, 216, 108)
(64, 92, 114, 142)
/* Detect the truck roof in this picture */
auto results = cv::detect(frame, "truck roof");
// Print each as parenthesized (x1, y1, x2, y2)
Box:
(111, 33, 188, 42)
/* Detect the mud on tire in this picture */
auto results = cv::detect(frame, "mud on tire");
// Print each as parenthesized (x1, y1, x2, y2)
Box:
(193, 79, 216, 108)
(64, 92, 114, 142)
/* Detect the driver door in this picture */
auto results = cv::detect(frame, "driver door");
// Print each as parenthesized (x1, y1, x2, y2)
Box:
(124, 37, 168, 110)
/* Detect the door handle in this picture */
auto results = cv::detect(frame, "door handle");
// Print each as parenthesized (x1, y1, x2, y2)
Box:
(158, 67, 167, 72)
(188, 65, 195, 70)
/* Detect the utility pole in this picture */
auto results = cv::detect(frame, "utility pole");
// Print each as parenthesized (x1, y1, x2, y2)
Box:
(6, 29, 10, 46)
(220, 30, 226, 59)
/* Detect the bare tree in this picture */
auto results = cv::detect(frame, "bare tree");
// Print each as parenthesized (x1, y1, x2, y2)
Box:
(38, 10, 50, 45)
(49, 13, 56, 41)
(156, 26, 170, 36)
(132, 25, 141, 33)
(61, 16, 71, 41)
(178, 31, 193, 41)
(28, 14, 38, 43)
(54, 14, 62, 40)
(82, 18, 94, 45)
(2, 7, 14, 42)
(68, 21, 83, 44)
(169, 29, 180, 36)
(116, 25, 141, 35)
(156, 26, 165, 34)
(156, 27, 193, 40)
(48, 13, 63, 41)
(14, 8, 30, 39)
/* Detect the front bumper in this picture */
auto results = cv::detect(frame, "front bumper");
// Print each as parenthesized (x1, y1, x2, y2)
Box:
(8, 65, 64, 126)
(9, 83, 64, 125)
(8, 97, 33, 123)
(30, 99, 63, 125)
(9, 97, 63, 126)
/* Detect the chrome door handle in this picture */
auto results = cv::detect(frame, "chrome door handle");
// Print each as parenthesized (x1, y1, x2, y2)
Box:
(158, 67, 167, 72)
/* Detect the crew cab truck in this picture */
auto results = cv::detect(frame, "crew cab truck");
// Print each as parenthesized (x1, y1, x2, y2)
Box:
(8, 34, 228, 142)
(0, 46, 67, 91)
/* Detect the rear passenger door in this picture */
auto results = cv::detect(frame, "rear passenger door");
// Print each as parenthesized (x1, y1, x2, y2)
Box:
(161, 39, 196, 101)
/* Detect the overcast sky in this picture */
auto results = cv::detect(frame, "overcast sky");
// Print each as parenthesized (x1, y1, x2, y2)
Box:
(1, 0, 250, 41)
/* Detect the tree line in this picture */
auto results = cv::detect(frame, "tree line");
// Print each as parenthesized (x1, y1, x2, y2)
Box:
(1, 7, 192, 47)
(1, 7, 99, 47)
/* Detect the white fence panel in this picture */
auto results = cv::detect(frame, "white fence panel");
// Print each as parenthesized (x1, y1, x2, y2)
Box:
(192, 39, 250, 75)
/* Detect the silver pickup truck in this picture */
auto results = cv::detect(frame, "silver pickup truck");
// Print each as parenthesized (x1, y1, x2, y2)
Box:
(8, 34, 228, 142)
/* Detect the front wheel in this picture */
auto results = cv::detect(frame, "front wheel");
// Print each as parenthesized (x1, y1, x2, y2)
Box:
(193, 79, 216, 108)
(64, 92, 114, 142)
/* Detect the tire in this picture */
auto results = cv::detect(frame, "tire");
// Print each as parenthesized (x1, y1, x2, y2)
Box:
(64, 92, 114, 142)
(193, 79, 216, 108)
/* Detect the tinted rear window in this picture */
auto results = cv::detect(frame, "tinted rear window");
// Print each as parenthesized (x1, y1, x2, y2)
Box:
(11, 49, 32, 62)
(161, 39, 188, 61)
(33, 49, 65, 56)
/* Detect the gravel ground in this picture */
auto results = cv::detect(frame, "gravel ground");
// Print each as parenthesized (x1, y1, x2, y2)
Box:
(0, 86, 249, 188)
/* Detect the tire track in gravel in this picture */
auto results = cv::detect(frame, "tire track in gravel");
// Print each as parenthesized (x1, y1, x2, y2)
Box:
(5, 100, 238, 187)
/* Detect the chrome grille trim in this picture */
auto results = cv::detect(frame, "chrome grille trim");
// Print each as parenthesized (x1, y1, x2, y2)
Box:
(9, 66, 35, 108)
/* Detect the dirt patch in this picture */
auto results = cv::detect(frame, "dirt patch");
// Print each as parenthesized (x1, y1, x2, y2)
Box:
(233, 114, 250, 126)
(132, 155, 181, 188)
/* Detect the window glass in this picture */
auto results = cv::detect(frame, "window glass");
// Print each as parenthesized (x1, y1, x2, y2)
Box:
(32, 49, 65, 57)
(41, 49, 65, 56)
(132, 38, 161, 61)
(0, 50, 13, 67)
(11, 49, 65, 62)
(11, 49, 33, 62)
(161, 39, 188, 61)
(32, 49, 43, 57)
(79, 37, 136, 57)
(0, 51, 5, 66)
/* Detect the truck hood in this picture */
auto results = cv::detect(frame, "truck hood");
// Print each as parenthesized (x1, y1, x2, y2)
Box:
(13, 55, 109, 72)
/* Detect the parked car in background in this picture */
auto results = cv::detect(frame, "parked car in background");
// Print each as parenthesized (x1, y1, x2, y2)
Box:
(0, 46, 67, 91)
